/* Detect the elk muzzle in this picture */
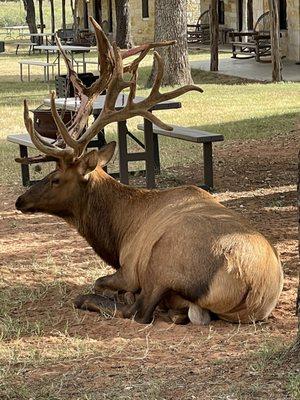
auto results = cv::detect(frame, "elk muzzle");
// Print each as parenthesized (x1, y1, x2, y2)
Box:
(15, 193, 37, 213)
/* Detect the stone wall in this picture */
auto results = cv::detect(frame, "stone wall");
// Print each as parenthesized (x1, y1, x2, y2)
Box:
(223, 0, 237, 29)
(79, 0, 201, 45)
(287, 0, 300, 61)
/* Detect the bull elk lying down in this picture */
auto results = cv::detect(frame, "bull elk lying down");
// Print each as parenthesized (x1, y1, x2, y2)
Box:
(15, 18, 283, 325)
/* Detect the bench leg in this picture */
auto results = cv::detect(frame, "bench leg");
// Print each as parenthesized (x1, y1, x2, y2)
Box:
(19, 145, 30, 187)
(144, 119, 156, 189)
(117, 121, 129, 185)
(20, 63, 23, 82)
(255, 42, 260, 62)
(203, 142, 213, 190)
(16, 44, 19, 55)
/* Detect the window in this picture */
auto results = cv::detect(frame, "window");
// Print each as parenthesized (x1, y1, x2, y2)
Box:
(142, 0, 149, 19)
(218, 0, 225, 25)
(279, 0, 287, 30)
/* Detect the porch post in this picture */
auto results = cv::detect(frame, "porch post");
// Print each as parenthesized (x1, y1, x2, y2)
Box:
(268, 0, 283, 81)
(210, 0, 219, 71)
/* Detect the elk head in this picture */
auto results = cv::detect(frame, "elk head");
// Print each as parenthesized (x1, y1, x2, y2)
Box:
(16, 17, 203, 218)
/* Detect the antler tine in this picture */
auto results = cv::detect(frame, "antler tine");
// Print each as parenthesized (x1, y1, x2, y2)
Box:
(122, 40, 176, 73)
(50, 91, 79, 149)
(89, 17, 114, 78)
(102, 42, 131, 112)
(140, 51, 204, 107)
(55, 34, 86, 95)
(24, 100, 74, 160)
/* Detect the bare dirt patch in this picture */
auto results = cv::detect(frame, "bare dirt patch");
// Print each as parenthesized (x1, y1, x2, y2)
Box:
(0, 132, 299, 400)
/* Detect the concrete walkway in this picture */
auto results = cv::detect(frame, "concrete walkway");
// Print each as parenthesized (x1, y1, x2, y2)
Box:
(191, 57, 300, 82)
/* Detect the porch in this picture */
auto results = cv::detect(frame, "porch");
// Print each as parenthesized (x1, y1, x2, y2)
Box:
(191, 56, 300, 82)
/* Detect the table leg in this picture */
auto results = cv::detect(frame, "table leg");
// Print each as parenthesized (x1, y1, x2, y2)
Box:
(20, 145, 30, 186)
(203, 142, 213, 189)
(58, 52, 60, 76)
(117, 121, 129, 185)
(83, 52, 86, 73)
(143, 119, 156, 189)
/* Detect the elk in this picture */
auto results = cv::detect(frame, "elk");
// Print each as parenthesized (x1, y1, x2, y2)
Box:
(15, 18, 283, 325)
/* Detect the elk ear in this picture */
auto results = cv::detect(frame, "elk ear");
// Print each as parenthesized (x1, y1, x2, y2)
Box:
(77, 141, 116, 176)
(97, 141, 116, 167)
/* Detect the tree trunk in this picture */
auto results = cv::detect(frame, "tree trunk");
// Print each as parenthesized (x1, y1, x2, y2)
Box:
(268, 0, 283, 82)
(62, 0, 66, 31)
(148, 0, 193, 87)
(115, 0, 133, 48)
(71, 0, 79, 39)
(38, 0, 44, 34)
(49, 0, 55, 35)
(22, 0, 37, 37)
(210, 0, 219, 71)
(247, 0, 253, 30)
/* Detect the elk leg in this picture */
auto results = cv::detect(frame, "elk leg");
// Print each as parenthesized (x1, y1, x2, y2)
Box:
(94, 269, 138, 296)
(123, 287, 167, 324)
(74, 294, 124, 317)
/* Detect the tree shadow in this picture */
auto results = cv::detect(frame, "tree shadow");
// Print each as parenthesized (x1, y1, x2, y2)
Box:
(187, 112, 298, 140)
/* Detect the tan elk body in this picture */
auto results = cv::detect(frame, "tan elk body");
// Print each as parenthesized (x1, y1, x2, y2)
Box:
(15, 18, 283, 324)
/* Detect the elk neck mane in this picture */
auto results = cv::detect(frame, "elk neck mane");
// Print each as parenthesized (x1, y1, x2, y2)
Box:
(70, 167, 151, 269)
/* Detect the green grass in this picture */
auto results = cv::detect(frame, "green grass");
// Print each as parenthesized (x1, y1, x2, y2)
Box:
(0, 0, 73, 29)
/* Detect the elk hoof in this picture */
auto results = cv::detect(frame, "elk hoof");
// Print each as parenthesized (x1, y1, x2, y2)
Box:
(168, 310, 190, 325)
(188, 304, 211, 325)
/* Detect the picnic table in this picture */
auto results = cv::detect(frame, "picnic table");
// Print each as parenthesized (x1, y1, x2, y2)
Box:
(3, 25, 28, 38)
(43, 94, 182, 188)
(34, 44, 94, 74)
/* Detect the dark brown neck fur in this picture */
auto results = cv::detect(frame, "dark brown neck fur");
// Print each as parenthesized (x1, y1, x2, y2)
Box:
(67, 169, 148, 269)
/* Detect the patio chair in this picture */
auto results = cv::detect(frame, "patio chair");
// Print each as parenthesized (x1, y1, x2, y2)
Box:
(229, 11, 272, 62)
(187, 10, 210, 45)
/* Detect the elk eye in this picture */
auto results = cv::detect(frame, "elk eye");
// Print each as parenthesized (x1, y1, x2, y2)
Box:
(52, 178, 60, 186)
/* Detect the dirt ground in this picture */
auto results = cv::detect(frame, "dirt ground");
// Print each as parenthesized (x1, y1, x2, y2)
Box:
(0, 132, 299, 400)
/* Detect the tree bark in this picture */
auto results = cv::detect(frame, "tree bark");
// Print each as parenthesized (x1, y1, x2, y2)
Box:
(38, 0, 44, 34)
(247, 0, 253, 30)
(148, 0, 193, 87)
(22, 0, 38, 36)
(62, 0, 66, 31)
(115, 0, 133, 48)
(210, 0, 219, 71)
(71, 0, 79, 39)
(268, 0, 283, 82)
(49, 0, 55, 35)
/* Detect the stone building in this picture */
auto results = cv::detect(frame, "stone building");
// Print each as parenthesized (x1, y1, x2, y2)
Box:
(78, 0, 300, 61)
(78, 0, 201, 44)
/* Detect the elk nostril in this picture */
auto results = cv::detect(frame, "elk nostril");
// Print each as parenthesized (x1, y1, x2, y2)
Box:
(15, 197, 24, 210)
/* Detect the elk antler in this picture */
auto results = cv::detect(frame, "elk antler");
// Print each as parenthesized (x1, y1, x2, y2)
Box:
(23, 16, 203, 161)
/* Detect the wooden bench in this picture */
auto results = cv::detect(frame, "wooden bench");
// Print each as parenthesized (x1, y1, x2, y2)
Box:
(137, 124, 224, 190)
(7, 133, 104, 186)
(15, 41, 36, 55)
(19, 60, 56, 82)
